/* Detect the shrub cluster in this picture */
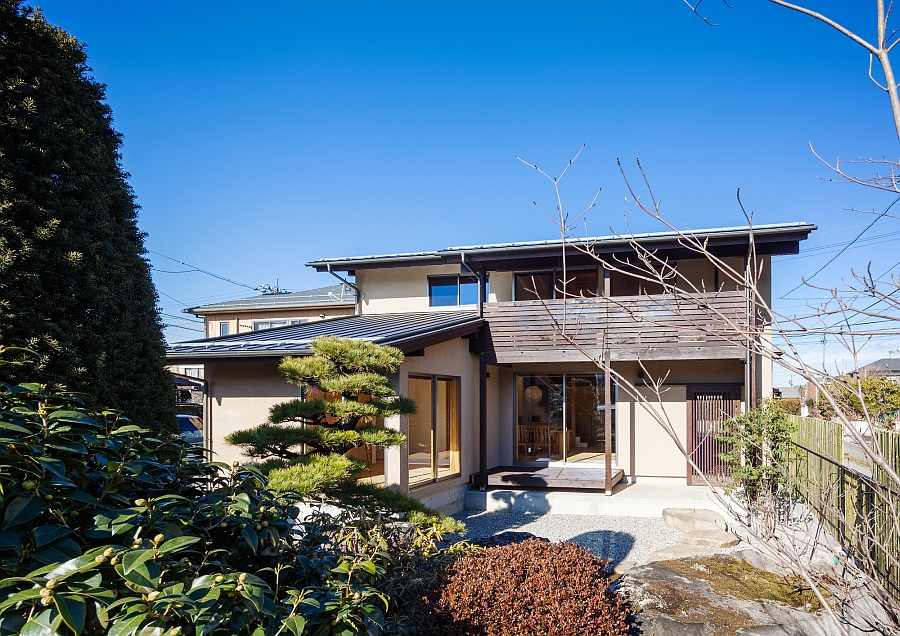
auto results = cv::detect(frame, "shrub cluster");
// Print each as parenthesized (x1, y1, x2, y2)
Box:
(413, 539, 631, 636)
(0, 378, 472, 635)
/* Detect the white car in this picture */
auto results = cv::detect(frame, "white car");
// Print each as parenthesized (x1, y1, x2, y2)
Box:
(176, 414, 203, 445)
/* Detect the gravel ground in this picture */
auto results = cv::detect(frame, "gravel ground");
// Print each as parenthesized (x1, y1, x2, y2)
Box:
(451, 510, 682, 565)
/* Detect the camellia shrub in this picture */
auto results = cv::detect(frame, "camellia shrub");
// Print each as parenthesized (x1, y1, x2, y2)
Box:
(415, 539, 631, 636)
(0, 371, 424, 635)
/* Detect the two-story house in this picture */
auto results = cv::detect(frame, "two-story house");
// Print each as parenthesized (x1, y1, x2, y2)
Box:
(165, 223, 814, 513)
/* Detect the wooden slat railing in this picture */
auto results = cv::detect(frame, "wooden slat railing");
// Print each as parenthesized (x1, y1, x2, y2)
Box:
(481, 291, 748, 363)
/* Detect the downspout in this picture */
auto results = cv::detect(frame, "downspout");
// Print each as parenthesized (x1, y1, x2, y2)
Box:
(459, 252, 483, 318)
(326, 263, 361, 316)
(460, 251, 488, 489)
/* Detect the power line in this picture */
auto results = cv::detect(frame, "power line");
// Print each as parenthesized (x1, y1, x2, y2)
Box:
(148, 250, 257, 291)
(780, 194, 900, 299)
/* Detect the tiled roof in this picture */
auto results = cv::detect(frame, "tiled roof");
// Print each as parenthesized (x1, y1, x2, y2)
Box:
(166, 311, 482, 359)
(184, 284, 355, 315)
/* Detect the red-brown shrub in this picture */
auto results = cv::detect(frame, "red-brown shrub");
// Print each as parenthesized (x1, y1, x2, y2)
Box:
(421, 539, 631, 636)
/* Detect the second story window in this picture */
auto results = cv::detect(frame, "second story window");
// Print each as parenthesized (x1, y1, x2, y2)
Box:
(428, 274, 488, 307)
(514, 269, 598, 300)
(219, 322, 229, 336)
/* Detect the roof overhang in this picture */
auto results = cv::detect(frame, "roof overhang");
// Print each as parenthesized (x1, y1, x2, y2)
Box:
(165, 312, 483, 362)
(307, 223, 816, 273)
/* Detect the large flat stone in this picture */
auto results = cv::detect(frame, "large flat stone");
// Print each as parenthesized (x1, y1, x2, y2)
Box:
(679, 528, 742, 548)
(646, 544, 721, 562)
(663, 507, 728, 533)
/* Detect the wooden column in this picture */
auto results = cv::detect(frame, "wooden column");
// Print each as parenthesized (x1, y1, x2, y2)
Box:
(604, 349, 613, 496)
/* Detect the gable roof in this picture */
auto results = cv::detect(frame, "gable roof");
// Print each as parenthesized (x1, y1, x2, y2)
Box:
(166, 310, 482, 362)
(183, 284, 356, 315)
(307, 223, 816, 272)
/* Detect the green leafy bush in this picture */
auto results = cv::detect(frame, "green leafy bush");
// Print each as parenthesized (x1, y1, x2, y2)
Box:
(0, 379, 403, 635)
(410, 539, 630, 636)
(717, 399, 799, 503)
(775, 398, 801, 416)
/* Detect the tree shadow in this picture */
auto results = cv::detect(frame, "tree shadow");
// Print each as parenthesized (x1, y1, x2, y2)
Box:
(568, 529, 636, 567)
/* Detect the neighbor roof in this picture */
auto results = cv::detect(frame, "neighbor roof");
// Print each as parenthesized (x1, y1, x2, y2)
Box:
(307, 223, 816, 272)
(183, 284, 356, 315)
(166, 310, 482, 361)
(859, 358, 900, 375)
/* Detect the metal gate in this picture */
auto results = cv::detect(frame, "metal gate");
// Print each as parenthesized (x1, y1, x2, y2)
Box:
(687, 385, 741, 486)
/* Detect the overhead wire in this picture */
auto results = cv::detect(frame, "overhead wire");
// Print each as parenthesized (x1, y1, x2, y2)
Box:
(780, 194, 900, 299)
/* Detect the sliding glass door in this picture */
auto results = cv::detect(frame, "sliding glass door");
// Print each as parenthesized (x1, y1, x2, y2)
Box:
(408, 375, 460, 487)
(515, 373, 615, 464)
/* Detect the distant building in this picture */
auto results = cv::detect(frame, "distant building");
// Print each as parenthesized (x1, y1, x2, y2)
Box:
(183, 284, 357, 338)
(858, 358, 900, 383)
(773, 386, 803, 400)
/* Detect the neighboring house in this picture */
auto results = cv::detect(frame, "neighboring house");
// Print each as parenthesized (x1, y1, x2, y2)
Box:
(185, 284, 357, 338)
(166, 223, 815, 513)
(858, 358, 900, 383)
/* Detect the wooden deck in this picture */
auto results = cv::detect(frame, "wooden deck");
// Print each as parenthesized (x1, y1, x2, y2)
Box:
(473, 466, 625, 490)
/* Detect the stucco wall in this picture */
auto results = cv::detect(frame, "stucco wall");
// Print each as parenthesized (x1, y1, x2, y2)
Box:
(356, 265, 503, 314)
(386, 337, 480, 499)
(205, 362, 302, 465)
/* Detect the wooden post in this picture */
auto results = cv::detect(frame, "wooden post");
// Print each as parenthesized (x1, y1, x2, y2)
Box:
(604, 349, 613, 496)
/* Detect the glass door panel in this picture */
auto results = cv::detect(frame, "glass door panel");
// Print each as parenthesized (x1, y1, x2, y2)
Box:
(516, 375, 564, 461)
(436, 378, 460, 480)
(408, 377, 433, 487)
(565, 374, 615, 463)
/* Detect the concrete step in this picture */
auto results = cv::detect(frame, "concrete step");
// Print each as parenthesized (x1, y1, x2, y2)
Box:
(466, 484, 729, 517)
(662, 507, 729, 533)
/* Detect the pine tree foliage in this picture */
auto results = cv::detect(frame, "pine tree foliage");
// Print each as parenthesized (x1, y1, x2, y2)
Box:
(0, 2, 174, 427)
(227, 336, 412, 462)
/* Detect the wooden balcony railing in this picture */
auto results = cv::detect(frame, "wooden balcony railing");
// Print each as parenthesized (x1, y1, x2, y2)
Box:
(480, 291, 749, 363)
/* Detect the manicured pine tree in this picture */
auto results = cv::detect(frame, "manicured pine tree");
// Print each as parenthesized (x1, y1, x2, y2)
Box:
(226, 336, 413, 494)
(0, 2, 175, 427)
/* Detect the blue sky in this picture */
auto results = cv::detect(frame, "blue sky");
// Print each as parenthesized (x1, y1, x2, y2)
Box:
(37, 2, 900, 380)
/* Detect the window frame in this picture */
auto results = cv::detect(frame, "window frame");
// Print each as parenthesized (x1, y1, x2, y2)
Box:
(407, 373, 462, 488)
(512, 267, 599, 301)
(427, 274, 489, 307)
(219, 322, 229, 337)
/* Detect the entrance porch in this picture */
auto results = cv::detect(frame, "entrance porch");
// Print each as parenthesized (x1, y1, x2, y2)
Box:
(472, 465, 625, 490)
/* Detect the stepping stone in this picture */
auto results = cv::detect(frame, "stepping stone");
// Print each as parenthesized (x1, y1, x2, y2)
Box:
(645, 544, 720, 562)
(679, 528, 741, 548)
(662, 507, 728, 533)
(613, 560, 636, 574)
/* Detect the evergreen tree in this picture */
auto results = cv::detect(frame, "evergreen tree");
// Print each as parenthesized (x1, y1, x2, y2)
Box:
(0, 1, 174, 427)
(227, 336, 412, 484)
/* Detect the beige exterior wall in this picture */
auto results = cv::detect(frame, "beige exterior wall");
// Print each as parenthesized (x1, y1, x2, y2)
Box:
(204, 306, 354, 338)
(204, 362, 303, 466)
(356, 265, 507, 314)
(384, 338, 480, 498)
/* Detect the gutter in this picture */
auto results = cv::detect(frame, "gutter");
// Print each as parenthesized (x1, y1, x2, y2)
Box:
(326, 263, 362, 316)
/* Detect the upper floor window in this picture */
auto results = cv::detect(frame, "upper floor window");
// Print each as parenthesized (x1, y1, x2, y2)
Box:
(253, 319, 306, 331)
(429, 274, 488, 307)
(514, 269, 598, 300)
(219, 322, 229, 337)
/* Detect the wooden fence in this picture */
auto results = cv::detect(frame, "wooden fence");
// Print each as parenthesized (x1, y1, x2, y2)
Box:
(789, 416, 900, 602)
(874, 430, 900, 489)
